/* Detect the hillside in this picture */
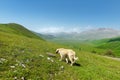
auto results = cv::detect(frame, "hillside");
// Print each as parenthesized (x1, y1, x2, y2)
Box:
(0, 23, 44, 40)
(1, 23, 120, 80)
(95, 37, 120, 57)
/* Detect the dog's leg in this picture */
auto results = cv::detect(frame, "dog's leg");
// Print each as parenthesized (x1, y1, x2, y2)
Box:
(59, 55, 64, 61)
(65, 58, 68, 64)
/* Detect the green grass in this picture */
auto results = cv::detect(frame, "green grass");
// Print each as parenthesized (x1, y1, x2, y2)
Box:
(49, 40, 106, 55)
(1, 23, 120, 80)
(91, 38, 120, 57)
(0, 23, 44, 40)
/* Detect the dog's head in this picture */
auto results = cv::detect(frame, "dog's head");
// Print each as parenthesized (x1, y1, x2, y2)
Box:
(56, 48, 64, 54)
(55, 49, 59, 54)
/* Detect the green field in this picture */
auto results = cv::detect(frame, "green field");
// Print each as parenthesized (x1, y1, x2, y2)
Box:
(0, 23, 120, 80)
(91, 38, 120, 57)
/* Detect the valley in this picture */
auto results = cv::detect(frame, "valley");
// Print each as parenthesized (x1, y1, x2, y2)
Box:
(0, 23, 120, 80)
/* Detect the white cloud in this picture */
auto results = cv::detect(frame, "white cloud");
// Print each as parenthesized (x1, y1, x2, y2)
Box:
(34, 25, 94, 34)
(37, 27, 65, 33)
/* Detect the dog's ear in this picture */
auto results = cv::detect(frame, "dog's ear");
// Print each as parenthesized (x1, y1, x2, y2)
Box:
(56, 49, 59, 54)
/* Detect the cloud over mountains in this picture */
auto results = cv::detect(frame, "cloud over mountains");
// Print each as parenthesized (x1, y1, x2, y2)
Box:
(35, 27, 120, 40)
(35, 26, 94, 34)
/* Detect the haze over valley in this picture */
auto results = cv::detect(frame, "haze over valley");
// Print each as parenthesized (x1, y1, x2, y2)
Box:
(37, 27, 120, 41)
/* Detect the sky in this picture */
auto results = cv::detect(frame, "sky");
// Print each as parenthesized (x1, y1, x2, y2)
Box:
(0, 0, 120, 33)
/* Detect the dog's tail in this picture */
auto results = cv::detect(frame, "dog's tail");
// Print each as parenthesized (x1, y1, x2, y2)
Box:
(74, 57, 78, 60)
(72, 56, 78, 61)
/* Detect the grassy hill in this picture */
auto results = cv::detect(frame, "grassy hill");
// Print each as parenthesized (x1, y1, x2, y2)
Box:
(1, 23, 120, 80)
(91, 37, 120, 57)
(0, 23, 44, 40)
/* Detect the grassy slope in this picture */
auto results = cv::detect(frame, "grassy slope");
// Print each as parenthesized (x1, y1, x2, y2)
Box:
(92, 37, 120, 57)
(49, 40, 105, 55)
(0, 24, 120, 80)
(0, 23, 44, 40)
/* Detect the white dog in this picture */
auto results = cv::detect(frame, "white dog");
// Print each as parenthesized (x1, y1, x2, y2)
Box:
(56, 48, 78, 66)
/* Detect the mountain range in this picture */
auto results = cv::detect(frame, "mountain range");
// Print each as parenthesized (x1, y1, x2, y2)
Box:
(39, 28, 120, 41)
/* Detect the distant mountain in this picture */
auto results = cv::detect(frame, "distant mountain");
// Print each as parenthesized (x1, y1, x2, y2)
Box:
(33, 32, 56, 40)
(40, 28, 120, 41)
(78, 28, 120, 40)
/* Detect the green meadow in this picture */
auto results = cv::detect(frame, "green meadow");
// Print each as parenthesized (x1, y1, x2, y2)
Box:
(0, 23, 120, 80)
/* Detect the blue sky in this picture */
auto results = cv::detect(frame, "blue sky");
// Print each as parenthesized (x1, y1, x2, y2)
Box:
(0, 0, 120, 33)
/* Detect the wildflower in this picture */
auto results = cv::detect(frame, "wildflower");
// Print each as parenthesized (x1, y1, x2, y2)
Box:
(47, 57, 51, 60)
(10, 66, 15, 69)
(39, 54, 44, 57)
(1, 58, 6, 61)
(26, 59, 29, 63)
(0, 58, 8, 63)
(14, 76, 17, 80)
(21, 64, 26, 68)
(60, 65, 64, 71)
(61, 66, 64, 69)
(16, 59, 20, 63)
(51, 59, 54, 62)
(21, 77, 25, 80)
(47, 57, 54, 62)
(13, 70, 17, 73)
(15, 63, 18, 66)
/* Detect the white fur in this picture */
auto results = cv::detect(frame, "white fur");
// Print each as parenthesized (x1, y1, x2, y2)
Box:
(56, 48, 78, 66)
